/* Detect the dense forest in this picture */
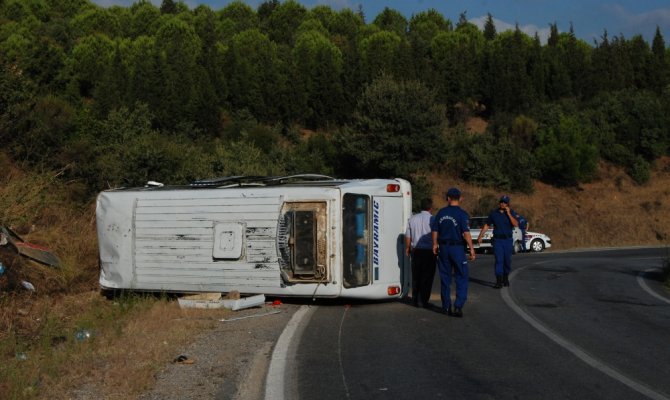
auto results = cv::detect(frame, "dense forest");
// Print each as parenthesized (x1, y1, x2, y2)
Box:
(1, 0, 669, 199)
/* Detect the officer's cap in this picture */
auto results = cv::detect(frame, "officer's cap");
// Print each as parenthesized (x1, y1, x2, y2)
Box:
(446, 187, 461, 199)
(499, 195, 510, 204)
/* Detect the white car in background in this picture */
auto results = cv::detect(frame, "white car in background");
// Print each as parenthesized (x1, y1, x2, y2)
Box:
(469, 216, 524, 254)
(523, 231, 552, 252)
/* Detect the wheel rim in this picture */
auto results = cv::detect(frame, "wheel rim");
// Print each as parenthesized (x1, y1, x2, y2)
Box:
(531, 239, 544, 252)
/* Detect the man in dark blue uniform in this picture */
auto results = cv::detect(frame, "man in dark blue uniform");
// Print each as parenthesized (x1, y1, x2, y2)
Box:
(431, 188, 476, 317)
(478, 195, 518, 288)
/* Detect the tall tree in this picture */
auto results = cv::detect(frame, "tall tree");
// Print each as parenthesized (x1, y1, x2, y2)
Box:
(338, 74, 447, 177)
(562, 25, 591, 99)
(484, 28, 535, 112)
(431, 25, 485, 110)
(225, 29, 282, 122)
(627, 34, 651, 90)
(69, 7, 122, 39)
(129, 0, 161, 38)
(217, 0, 258, 39)
(152, 17, 202, 130)
(483, 13, 496, 41)
(408, 9, 450, 81)
(372, 7, 407, 37)
(126, 35, 161, 115)
(650, 26, 668, 93)
(192, 5, 226, 136)
(260, 0, 306, 46)
(359, 30, 410, 81)
(67, 33, 115, 98)
(547, 22, 559, 47)
(543, 29, 571, 100)
(94, 40, 129, 117)
(292, 29, 344, 127)
(160, 0, 177, 15)
(328, 8, 365, 121)
(589, 30, 612, 95)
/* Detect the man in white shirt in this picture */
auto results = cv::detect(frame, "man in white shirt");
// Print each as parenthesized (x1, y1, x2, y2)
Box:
(405, 198, 436, 308)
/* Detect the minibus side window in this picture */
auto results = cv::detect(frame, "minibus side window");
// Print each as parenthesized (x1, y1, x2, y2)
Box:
(342, 194, 370, 288)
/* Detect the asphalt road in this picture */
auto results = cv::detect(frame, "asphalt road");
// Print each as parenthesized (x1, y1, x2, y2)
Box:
(271, 248, 670, 400)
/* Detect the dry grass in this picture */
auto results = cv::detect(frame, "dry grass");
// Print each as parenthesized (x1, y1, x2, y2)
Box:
(37, 297, 235, 399)
(429, 157, 670, 250)
(1, 290, 236, 399)
(0, 158, 237, 399)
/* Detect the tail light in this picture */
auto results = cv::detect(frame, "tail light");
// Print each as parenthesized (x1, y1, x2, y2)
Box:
(386, 184, 400, 193)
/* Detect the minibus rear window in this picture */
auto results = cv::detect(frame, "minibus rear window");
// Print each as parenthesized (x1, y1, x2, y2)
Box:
(342, 194, 370, 288)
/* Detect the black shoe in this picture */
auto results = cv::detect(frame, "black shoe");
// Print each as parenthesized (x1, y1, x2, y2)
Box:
(493, 276, 503, 289)
(503, 274, 510, 287)
(453, 308, 463, 318)
(444, 307, 453, 316)
(422, 303, 433, 309)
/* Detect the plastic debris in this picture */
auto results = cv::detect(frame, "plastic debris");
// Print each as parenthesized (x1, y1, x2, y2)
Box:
(177, 293, 224, 309)
(15, 352, 28, 361)
(0, 262, 5, 276)
(223, 294, 265, 311)
(0, 226, 61, 267)
(21, 281, 35, 291)
(74, 329, 93, 342)
(178, 293, 266, 310)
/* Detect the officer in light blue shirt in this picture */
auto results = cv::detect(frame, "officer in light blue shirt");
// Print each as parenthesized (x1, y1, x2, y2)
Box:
(478, 195, 518, 288)
(431, 188, 476, 318)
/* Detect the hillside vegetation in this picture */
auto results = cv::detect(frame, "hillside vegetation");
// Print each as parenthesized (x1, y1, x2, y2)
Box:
(1, 0, 669, 197)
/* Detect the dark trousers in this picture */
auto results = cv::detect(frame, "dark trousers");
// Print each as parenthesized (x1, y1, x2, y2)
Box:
(411, 248, 436, 306)
(493, 238, 513, 276)
(437, 245, 469, 310)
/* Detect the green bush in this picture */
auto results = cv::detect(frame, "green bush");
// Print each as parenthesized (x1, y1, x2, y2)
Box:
(455, 133, 535, 193)
(535, 115, 597, 186)
(628, 156, 651, 184)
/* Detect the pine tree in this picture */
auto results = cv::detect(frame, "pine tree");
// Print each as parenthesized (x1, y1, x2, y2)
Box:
(650, 26, 669, 93)
(483, 13, 496, 41)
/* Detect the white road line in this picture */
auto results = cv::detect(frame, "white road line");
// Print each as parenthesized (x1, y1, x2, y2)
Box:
(338, 306, 352, 400)
(503, 267, 670, 400)
(637, 268, 670, 305)
(264, 305, 316, 400)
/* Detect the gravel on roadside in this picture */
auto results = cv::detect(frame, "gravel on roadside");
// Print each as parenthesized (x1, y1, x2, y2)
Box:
(139, 301, 301, 400)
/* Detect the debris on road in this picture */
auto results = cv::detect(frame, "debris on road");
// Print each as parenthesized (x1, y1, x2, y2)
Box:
(177, 292, 266, 311)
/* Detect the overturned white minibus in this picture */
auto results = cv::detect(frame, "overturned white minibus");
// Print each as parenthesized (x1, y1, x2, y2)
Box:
(96, 175, 412, 299)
